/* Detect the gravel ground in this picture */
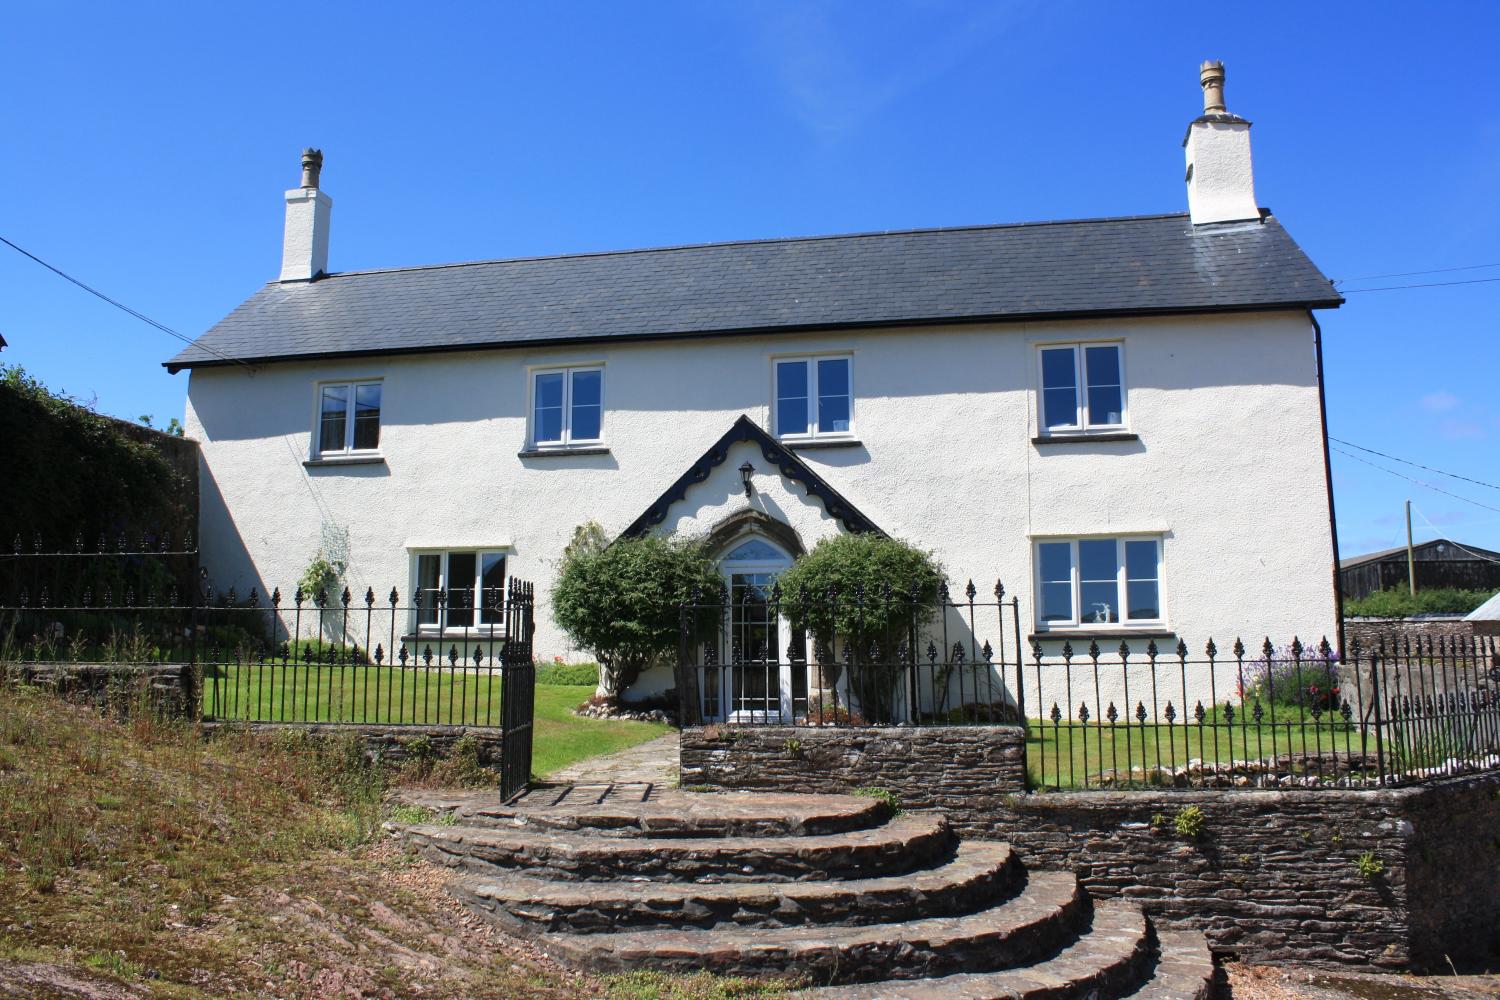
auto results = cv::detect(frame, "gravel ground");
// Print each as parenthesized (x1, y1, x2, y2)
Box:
(1228, 963, 1500, 1000)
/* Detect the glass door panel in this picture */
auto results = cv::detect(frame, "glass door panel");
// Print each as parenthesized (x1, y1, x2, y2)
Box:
(729, 571, 779, 717)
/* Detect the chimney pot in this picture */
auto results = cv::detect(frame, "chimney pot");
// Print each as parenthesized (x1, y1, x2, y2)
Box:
(1183, 60, 1257, 225)
(1199, 60, 1226, 114)
(300, 148, 324, 190)
(281, 148, 333, 281)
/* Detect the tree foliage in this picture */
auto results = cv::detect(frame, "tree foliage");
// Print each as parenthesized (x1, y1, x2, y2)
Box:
(777, 533, 945, 638)
(1, 365, 193, 546)
(550, 524, 722, 696)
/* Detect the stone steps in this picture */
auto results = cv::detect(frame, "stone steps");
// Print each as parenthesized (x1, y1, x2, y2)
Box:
(1119, 929, 1216, 1000)
(539, 869, 1088, 982)
(386, 786, 1217, 998)
(397, 811, 953, 883)
(792, 899, 1149, 998)
(450, 840, 1021, 933)
(397, 786, 887, 838)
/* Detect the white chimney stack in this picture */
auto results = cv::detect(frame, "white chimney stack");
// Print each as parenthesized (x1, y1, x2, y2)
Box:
(280, 148, 332, 282)
(1183, 61, 1259, 226)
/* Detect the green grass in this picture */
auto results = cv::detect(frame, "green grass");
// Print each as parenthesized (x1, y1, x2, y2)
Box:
(202, 671, 670, 782)
(533, 685, 672, 779)
(1025, 717, 1372, 789)
(203, 662, 508, 726)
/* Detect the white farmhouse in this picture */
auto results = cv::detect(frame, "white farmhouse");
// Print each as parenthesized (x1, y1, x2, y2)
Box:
(168, 62, 1343, 707)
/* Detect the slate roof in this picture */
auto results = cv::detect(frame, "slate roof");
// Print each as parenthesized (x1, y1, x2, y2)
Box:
(165, 212, 1342, 371)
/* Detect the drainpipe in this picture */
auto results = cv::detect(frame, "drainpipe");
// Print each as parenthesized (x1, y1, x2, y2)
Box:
(1312, 313, 1345, 656)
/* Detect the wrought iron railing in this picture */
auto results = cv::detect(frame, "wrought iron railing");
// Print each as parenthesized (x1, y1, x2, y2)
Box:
(0, 566, 537, 732)
(1025, 634, 1500, 790)
(678, 579, 1500, 791)
(677, 580, 1025, 728)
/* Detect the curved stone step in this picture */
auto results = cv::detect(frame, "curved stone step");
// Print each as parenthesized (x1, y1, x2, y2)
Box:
(395, 787, 888, 838)
(791, 900, 1150, 998)
(540, 869, 1087, 983)
(451, 841, 1022, 934)
(1119, 929, 1216, 999)
(395, 812, 954, 883)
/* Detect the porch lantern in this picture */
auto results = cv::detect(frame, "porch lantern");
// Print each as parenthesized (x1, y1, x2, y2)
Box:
(739, 461, 755, 498)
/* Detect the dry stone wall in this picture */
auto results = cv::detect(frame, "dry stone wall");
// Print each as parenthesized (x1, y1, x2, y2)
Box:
(679, 725, 1027, 815)
(6, 662, 195, 718)
(202, 721, 504, 769)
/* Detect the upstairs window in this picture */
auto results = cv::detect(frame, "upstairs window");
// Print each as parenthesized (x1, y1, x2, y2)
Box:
(413, 550, 508, 630)
(532, 367, 603, 447)
(775, 356, 852, 439)
(1038, 343, 1124, 434)
(1035, 536, 1162, 629)
(318, 380, 382, 455)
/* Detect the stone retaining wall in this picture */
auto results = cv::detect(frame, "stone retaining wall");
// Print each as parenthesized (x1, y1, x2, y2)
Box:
(4, 662, 195, 718)
(982, 774, 1500, 970)
(201, 722, 504, 770)
(679, 725, 1028, 815)
(679, 725, 1500, 970)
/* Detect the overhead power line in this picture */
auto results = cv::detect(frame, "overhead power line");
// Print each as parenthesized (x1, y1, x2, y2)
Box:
(1329, 437, 1500, 492)
(1334, 262, 1500, 285)
(0, 234, 252, 372)
(1330, 445, 1500, 516)
(1410, 505, 1500, 565)
(1338, 275, 1500, 294)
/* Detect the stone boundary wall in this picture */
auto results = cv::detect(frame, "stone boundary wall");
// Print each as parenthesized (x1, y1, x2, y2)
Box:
(982, 774, 1500, 970)
(1344, 616, 1477, 649)
(679, 725, 1028, 814)
(200, 721, 504, 770)
(4, 662, 195, 719)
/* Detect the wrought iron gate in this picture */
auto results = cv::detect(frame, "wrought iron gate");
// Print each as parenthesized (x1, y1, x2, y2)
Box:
(498, 578, 536, 801)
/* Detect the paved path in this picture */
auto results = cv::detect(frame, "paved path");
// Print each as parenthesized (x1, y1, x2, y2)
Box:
(543, 731, 680, 788)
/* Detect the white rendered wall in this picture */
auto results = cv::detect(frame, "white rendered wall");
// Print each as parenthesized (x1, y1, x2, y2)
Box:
(1185, 122, 1258, 225)
(280, 189, 332, 281)
(183, 310, 1338, 711)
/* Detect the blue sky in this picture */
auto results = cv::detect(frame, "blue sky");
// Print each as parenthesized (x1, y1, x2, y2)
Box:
(3, 1, 1498, 558)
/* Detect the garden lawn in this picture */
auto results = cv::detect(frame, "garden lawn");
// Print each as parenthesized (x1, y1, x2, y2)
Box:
(533, 684, 672, 779)
(1025, 718, 1372, 789)
(203, 670, 671, 780)
(203, 662, 507, 726)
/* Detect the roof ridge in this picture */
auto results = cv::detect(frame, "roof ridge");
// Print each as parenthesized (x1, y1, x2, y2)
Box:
(310, 212, 1198, 280)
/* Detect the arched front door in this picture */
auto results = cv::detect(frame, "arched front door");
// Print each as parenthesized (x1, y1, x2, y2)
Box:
(715, 536, 794, 722)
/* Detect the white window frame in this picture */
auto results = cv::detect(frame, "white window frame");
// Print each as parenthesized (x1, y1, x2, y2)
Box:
(314, 378, 383, 456)
(409, 549, 509, 634)
(1035, 341, 1127, 436)
(529, 365, 605, 449)
(1032, 535, 1164, 630)
(772, 354, 855, 441)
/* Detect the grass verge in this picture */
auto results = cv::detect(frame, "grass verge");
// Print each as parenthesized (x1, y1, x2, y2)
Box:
(0, 682, 762, 999)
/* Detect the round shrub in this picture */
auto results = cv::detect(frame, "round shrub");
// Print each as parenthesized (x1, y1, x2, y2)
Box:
(551, 524, 722, 696)
(777, 533, 945, 638)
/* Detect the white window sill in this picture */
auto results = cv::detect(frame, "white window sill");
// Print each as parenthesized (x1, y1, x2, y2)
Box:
(518, 445, 610, 458)
(401, 628, 511, 644)
(304, 454, 386, 468)
(1031, 432, 1138, 445)
(1028, 627, 1175, 643)
(781, 437, 863, 451)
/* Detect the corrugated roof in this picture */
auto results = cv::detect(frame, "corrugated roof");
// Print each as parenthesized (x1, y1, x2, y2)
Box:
(1339, 539, 1500, 569)
(165, 212, 1342, 371)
